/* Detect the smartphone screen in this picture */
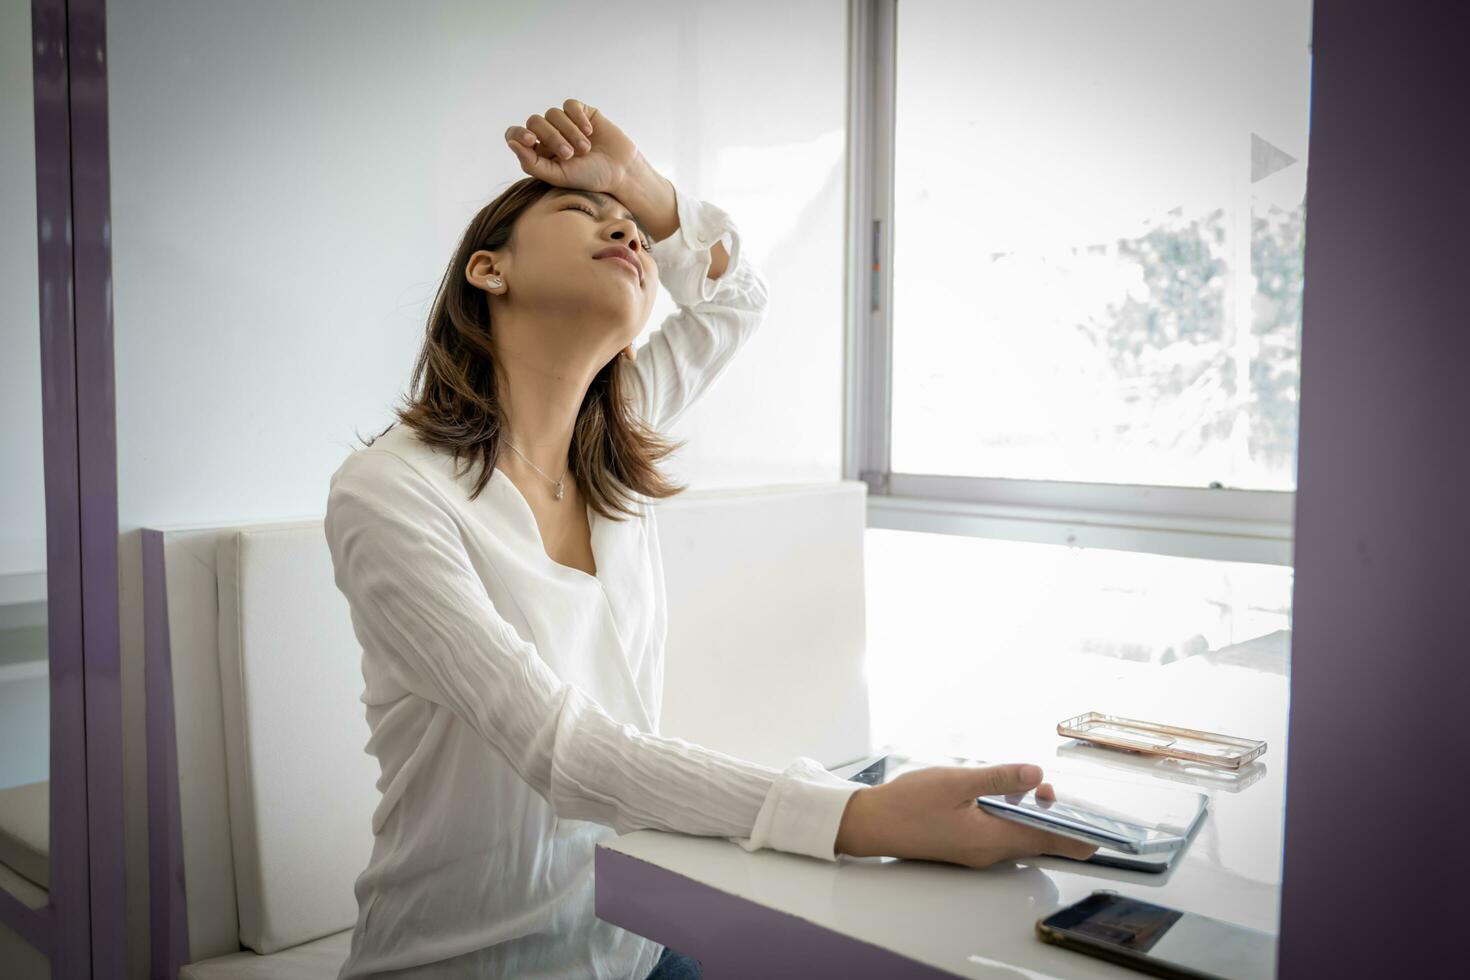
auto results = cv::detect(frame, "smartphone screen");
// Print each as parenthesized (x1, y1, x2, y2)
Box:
(1041, 892, 1276, 980)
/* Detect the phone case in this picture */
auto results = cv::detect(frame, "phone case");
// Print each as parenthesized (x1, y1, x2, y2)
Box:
(1057, 712, 1266, 770)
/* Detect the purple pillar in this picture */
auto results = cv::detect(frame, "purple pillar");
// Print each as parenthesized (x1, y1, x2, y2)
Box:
(29, 0, 92, 974)
(70, 0, 129, 974)
(1280, 2, 1469, 977)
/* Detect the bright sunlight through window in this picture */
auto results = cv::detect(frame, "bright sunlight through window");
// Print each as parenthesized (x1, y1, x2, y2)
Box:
(890, 0, 1312, 491)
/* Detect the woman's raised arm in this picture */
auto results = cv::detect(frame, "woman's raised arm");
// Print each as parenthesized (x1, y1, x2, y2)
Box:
(503, 99, 769, 431)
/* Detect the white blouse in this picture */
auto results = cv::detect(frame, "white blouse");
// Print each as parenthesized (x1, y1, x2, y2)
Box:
(325, 180, 863, 979)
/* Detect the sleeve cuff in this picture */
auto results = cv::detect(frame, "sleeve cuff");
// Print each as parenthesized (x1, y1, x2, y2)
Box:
(646, 180, 743, 307)
(729, 757, 863, 863)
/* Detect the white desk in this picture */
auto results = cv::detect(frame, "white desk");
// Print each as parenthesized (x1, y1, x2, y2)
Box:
(596, 630, 1288, 978)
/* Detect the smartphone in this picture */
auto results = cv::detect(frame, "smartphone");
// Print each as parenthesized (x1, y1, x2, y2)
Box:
(976, 786, 1202, 855)
(1037, 891, 1276, 980)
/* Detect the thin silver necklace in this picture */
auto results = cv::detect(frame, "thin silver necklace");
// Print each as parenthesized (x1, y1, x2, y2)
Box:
(501, 437, 569, 501)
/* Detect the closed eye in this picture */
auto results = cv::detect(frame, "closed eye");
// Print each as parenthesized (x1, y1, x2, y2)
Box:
(563, 203, 652, 250)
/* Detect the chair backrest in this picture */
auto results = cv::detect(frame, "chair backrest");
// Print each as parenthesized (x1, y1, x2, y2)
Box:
(143, 480, 871, 971)
(144, 519, 377, 964)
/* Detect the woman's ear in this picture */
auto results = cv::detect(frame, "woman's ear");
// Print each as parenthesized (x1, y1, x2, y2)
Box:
(465, 249, 507, 293)
(621, 343, 636, 361)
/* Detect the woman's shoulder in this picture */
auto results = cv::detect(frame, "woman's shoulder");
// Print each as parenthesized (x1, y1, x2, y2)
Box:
(333, 425, 417, 481)
(329, 423, 501, 527)
(329, 424, 453, 507)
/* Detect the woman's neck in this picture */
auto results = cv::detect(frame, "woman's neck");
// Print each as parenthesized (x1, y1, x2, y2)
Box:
(494, 352, 596, 480)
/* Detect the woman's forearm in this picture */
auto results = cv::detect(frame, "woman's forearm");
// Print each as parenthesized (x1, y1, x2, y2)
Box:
(615, 154, 731, 279)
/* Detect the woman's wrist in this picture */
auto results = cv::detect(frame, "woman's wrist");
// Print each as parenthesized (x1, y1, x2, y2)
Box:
(834, 785, 883, 858)
(612, 154, 680, 244)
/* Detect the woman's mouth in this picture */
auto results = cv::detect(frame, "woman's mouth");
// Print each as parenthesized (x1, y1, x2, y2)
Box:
(594, 251, 642, 283)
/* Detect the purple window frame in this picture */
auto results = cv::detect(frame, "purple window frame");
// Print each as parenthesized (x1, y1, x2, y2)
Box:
(0, 1, 126, 977)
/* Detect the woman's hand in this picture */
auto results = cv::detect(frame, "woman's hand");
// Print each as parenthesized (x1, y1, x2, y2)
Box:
(504, 99, 643, 194)
(834, 763, 1100, 869)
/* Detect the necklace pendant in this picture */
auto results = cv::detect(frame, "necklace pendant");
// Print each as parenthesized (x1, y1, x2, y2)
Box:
(554, 482, 564, 501)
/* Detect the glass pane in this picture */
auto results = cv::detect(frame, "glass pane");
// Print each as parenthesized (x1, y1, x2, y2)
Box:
(1, 0, 52, 890)
(891, 0, 1312, 490)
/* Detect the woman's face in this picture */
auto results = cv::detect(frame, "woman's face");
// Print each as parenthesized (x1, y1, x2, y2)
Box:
(466, 188, 659, 366)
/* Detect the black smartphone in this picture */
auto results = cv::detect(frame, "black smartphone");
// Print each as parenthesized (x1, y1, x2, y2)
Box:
(1036, 891, 1275, 980)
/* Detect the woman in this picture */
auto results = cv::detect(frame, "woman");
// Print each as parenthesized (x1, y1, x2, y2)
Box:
(324, 99, 1095, 980)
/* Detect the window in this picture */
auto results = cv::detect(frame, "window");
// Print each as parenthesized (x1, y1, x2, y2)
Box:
(848, 0, 1313, 561)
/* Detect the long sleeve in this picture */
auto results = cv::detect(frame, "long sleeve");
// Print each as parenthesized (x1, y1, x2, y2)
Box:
(325, 449, 861, 861)
(624, 182, 770, 431)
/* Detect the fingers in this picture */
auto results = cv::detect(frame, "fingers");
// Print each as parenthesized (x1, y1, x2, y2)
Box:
(503, 136, 554, 180)
(506, 100, 596, 154)
(1036, 781, 1056, 802)
(525, 114, 574, 159)
(1039, 830, 1100, 862)
(504, 101, 599, 174)
(522, 106, 592, 161)
(547, 107, 591, 155)
(990, 817, 1097, 863)
(503, 125, 537, 148)
(972, 763, 1045, 798)
(565, 98, 596, 137)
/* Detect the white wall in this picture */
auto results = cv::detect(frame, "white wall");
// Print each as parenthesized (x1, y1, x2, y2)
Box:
(106, 1, 848, 975)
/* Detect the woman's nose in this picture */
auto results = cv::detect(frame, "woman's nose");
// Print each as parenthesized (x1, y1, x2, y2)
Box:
(610, 222, 641, 249)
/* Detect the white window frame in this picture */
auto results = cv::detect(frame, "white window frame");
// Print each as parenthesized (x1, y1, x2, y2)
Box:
(842, 0, 1295, 566)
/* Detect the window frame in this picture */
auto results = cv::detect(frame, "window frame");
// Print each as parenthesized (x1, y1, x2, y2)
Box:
(843, 0, 1295, 566)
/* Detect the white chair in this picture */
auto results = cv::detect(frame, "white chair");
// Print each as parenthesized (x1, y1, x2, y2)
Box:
(142, 480, 872, 978)
(0, 781, 49, 893)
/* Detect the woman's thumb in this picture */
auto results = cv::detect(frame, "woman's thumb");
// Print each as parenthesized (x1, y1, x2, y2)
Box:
(973, 763, 1045, 798)
(506, 138, 542, 175)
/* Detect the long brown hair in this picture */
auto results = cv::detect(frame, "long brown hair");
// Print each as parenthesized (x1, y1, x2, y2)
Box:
(358, 176, 687, 521)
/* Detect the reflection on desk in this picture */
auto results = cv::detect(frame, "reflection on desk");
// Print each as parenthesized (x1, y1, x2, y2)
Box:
(1056, 741, 1268, 794)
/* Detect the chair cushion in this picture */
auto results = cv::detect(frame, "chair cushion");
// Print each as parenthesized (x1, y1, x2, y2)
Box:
(0, 780, 48, 888)
(180, 928, 351, 980)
